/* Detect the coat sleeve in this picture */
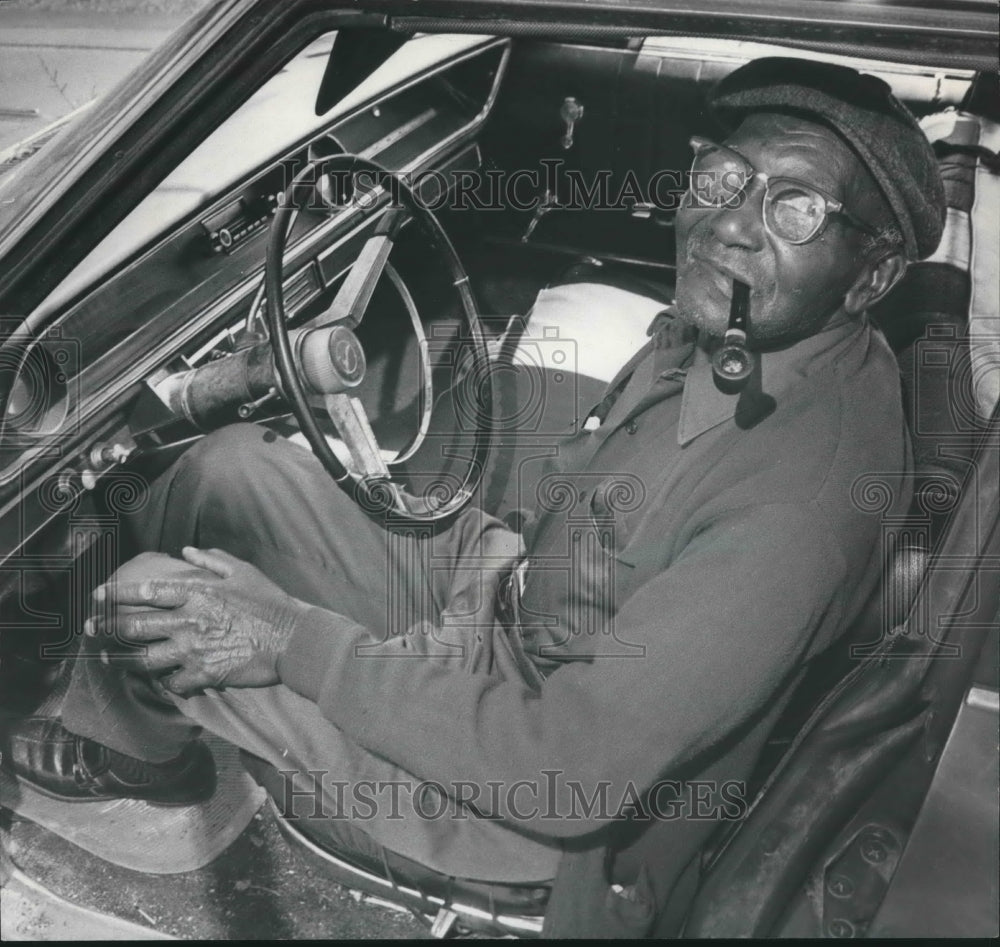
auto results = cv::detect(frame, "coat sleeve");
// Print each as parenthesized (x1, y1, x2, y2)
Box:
(277, 501, 847, 838)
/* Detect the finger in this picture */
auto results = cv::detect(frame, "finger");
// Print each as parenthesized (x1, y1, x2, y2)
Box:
(161, 666, 212, 698)
(106, 638, 184, 675)
(101, 646, 151, 675)
(182, 546, 239, 578)
(99, 578, 199, 609)
(104, 609, 195, 643)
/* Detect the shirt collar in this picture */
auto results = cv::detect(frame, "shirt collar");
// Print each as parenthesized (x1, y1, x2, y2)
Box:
(662, 312, 865, 447)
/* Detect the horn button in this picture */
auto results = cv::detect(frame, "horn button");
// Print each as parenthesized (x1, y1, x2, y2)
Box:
(291, 325, 366, 394)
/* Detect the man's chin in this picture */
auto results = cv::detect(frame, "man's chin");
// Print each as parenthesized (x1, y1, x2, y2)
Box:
(671, 296, 728, 340)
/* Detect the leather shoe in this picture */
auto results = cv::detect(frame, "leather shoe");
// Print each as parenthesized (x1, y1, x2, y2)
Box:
(2, 716, 216, 806)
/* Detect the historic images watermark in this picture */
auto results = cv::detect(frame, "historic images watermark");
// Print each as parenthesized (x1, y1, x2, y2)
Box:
(278, 157, 746, 215)
(275, 769, 749, 824)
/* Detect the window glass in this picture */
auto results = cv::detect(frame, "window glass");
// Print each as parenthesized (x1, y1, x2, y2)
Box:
(35, 31, 489, 319)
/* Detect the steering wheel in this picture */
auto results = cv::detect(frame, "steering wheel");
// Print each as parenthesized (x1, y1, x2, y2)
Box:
(264, 154, 494, 523)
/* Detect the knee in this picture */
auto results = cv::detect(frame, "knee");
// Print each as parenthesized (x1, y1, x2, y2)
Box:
(180, 423, 278, 484)
(164, 424, 297, 514)
(127, 424, 315, 560)
(173, 422, 327, 514)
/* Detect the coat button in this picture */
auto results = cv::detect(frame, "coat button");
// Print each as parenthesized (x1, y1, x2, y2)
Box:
(625, 419, 638, 434)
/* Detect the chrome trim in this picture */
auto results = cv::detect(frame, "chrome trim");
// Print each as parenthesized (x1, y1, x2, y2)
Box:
(399, 42, 509, 176)
(359, 108, 438, 161)
(967, 686, 1000, 714)
(383, 262, 433, 465)
(925, 207, 971, 270)
(641, 35, 976, 77)
(271, 798, 545, 935)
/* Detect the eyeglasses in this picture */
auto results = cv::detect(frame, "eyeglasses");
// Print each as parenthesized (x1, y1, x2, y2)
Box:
(687, 136, 878, 245)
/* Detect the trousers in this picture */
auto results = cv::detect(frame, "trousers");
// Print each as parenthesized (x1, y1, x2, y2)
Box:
(60, 423, 563, 883)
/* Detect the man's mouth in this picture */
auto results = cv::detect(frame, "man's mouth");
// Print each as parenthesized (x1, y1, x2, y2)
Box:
(689, 252, 753, 294)
(685, 257, 744, 305)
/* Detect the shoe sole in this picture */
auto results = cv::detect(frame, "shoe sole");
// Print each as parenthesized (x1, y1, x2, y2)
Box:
(3, 769, 215, 808)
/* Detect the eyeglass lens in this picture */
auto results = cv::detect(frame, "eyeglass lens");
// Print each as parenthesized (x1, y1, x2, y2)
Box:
(689, 142, 831, 243)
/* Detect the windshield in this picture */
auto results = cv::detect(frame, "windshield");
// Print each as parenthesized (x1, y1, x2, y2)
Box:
(0, 0, 211, 176)
(28, 31, 491, 321)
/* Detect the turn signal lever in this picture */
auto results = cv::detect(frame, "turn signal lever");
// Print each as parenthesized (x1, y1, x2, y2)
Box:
(154, 325, 366, 429)
(711, 279, 755, 394)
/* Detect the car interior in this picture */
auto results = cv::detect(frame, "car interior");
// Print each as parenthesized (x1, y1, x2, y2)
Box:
(1, 13, 997, 939)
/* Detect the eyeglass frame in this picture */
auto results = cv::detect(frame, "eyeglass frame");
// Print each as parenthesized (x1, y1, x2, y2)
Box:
(686, 135, 880, 245)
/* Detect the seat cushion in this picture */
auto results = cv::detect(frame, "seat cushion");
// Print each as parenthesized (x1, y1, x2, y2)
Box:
(482, 266, 673, 519)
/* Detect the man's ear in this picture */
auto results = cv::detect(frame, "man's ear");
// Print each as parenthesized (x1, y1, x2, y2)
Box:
(844, 251, 908, 316)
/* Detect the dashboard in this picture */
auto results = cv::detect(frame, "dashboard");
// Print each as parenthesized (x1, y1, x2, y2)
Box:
(0, 35, 509, 565)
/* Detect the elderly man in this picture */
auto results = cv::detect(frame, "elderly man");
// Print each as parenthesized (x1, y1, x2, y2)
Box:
(4, 58, 943, 934)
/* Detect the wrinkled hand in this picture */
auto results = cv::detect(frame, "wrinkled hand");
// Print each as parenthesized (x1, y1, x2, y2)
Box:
(87, 547, 311, 696)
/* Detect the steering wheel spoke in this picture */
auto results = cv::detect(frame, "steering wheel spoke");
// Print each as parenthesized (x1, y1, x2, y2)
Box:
(322, 393, 390, 480)
(316, 208, 407, 330)
(266, 155, 494, 522)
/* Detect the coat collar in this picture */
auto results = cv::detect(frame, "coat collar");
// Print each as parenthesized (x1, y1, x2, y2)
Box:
(660, 311, 866, 447)
(588, 309, 867, 445)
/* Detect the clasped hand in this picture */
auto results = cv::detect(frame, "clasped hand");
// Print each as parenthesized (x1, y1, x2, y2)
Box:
(85, 547, 310, 696)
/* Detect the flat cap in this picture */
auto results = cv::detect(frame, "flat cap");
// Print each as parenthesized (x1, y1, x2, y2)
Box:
(709, 57, 945, 260)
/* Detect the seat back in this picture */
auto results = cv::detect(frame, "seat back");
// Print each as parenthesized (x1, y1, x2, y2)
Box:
(480, 259, 672, 521)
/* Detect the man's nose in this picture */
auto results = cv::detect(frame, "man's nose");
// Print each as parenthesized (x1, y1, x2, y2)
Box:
(709, 176, 767, 251)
